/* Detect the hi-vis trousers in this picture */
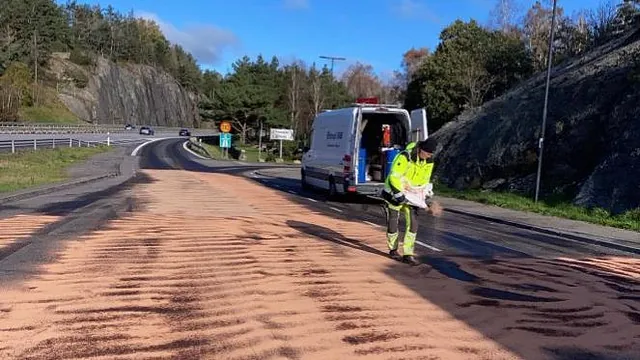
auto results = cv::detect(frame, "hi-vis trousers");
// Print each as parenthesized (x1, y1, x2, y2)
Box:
(384, 202, 419, 256)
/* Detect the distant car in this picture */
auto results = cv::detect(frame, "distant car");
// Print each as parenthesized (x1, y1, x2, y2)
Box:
(125, 124, 135, 130)
(179, 128, 191, 136)
(139, 126, 155, 135)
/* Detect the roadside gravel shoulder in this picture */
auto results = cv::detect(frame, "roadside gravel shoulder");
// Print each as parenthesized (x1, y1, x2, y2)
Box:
(65, 146, 129, 178)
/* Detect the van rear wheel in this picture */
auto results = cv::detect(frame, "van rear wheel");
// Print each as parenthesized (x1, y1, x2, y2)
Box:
(328, 177, 338, 199)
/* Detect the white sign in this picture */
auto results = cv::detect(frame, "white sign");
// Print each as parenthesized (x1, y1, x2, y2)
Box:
(270, 128, 294, 141)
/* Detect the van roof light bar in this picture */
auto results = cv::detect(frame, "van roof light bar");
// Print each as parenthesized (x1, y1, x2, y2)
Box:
(350, 103, 403, 108)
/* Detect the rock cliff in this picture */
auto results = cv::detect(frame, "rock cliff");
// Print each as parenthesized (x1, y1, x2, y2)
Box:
(49, 54, 199, 128)
(431, 29, 640, 214)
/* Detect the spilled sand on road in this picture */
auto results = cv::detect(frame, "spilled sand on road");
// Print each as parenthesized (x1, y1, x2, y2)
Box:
(0, 170, 638, 360)
(0, 214, 61, 255)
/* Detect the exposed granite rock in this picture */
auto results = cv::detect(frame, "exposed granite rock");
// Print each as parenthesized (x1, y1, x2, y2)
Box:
(51, 55, 199, 128)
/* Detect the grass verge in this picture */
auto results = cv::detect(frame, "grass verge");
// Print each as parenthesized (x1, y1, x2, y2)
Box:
(237, 145, 262, 162)
(435, 185, 640, 232)
(0, 146, 110, 193)
(199, 142, 224, 159)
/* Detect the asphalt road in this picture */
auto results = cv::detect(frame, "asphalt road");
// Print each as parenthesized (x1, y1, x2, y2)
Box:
(1, 136, 635, 285)
(141, 138, 637, 260)
(2, 137, 639, 360)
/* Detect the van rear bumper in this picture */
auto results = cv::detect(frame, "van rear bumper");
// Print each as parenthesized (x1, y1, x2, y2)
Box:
(346, 182, 384, 196)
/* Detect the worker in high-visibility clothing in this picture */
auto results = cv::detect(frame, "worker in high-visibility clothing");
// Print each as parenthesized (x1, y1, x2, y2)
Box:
(381, 137, 439, 266)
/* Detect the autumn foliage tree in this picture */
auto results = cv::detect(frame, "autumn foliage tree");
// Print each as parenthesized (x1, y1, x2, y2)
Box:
(404, 19, 532, 131)
(403, 0, 640, 134)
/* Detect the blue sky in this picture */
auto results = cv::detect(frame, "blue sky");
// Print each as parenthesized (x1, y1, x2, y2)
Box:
(70, 0, 608, 78)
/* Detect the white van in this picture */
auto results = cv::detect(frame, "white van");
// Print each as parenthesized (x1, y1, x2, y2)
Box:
(300, 102, 428, 197)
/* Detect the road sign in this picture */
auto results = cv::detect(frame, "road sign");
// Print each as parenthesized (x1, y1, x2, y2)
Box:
(269, 128, 294, 160)
(220, 121, 232, 133)
(269, 128, 294, 141)
(219, 133, 232, 148)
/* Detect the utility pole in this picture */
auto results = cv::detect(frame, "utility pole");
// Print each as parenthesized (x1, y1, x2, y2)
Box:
(319, 55, 346, 74)
(258, 120, 263, 161)
(534, 0, 558, 203)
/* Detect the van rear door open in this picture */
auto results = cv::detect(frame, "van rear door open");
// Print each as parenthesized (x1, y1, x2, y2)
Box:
(410, 108, 428, 142)
(352, 106, 412, 190)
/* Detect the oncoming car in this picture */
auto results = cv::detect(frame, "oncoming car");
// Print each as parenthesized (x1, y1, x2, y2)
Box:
(179, 128, 191, 136)
(139, 126, 155, 135)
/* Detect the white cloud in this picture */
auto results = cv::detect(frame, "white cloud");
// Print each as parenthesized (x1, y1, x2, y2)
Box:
(136, 11, 240, 66)
(283, 0, 309, 10)
(392, 0, 440, 23)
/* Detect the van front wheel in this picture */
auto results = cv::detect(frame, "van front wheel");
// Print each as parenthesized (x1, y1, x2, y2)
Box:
(301, 170, 310, 190)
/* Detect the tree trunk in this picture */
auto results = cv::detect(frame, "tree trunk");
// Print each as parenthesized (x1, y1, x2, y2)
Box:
(232, 118, 248, 145)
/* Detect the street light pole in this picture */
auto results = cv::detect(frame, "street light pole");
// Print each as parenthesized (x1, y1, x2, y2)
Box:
(534, 0, 558, 203)
(319, 55, 346, 74)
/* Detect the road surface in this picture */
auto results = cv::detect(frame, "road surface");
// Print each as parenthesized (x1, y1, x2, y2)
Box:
(0, 138, 638, 360)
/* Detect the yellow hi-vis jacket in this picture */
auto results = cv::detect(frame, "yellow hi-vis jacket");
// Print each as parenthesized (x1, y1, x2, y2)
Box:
(384, 142, 434, 196)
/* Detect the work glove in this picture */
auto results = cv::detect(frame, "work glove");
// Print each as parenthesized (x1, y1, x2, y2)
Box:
(392, 192, 407, 205)
(425, 183, 434, 198)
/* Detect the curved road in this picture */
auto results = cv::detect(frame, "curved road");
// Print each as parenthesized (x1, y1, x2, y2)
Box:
(2, 137, 639, 360)
(139, 138, 635, 260)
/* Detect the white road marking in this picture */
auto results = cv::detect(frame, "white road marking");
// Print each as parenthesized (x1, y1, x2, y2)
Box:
(182, 141, 209, 159)
(330, 207, 343, 213)
(305, 198, 318, 203)
(364, 221, 382, 228)
(287, 190, 296, 194)
(130, 137, 169, 156)
(417, 240, 442, 252)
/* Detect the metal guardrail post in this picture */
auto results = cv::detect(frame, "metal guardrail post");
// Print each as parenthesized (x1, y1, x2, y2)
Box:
(11, 140, 15, 153)
(33, 139, 36, 150)
(53, 138, 55, 149)
(69, 138, 72, 148)
(107, 132, 110, 146)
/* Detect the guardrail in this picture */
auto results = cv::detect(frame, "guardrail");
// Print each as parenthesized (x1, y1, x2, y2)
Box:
(0, 137, 147, 153)
(0, 122, 213, 135)
(186, 138, 213, 158)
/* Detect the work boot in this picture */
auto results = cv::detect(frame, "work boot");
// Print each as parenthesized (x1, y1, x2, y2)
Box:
(403, 255, 420, 266)
(389, 249, 402, 261)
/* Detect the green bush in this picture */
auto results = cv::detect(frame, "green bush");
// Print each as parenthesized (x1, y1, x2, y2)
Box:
(69, 49, 94, 67)
(265, 152, 276, 162)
